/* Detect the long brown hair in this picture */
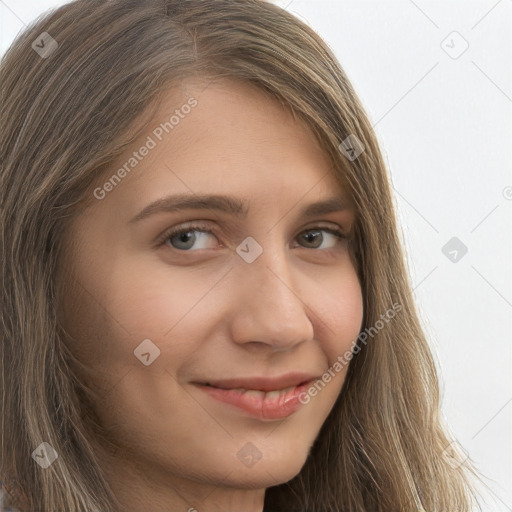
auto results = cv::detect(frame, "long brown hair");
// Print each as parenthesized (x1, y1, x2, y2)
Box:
(1, 0, 483, 510)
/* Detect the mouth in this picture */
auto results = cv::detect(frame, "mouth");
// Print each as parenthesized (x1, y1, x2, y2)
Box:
(192, 378, 318, 421)
(194, 373, 320, 393)
(200, 379, 313, 394)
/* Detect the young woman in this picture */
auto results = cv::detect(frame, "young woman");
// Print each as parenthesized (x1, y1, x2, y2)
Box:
(1, 0, 483, 510)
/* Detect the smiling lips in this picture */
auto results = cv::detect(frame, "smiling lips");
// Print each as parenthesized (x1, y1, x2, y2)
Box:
(193, 372, 319, 420)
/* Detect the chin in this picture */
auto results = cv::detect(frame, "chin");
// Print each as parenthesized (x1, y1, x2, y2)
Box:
(224, 451, 308, 489)
(220, 464, 304, 491)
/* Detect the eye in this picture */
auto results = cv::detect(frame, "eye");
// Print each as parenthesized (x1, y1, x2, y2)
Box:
(156, 223, 348, 252)
(296, 227, 348, 250)
(157, 222, 219, 251)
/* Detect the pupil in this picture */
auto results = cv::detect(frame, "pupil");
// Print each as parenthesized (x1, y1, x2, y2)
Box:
(306, 231, 320, 245)
(172, 231, 195, 249)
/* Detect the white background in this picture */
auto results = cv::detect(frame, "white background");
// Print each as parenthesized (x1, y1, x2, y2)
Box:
(1, 0, 511, 509)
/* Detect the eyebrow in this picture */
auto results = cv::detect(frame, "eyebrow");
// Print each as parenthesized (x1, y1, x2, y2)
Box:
(129, 193, 349, 223)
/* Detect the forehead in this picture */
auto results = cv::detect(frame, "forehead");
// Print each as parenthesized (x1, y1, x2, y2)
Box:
(91, 78, 351, 212)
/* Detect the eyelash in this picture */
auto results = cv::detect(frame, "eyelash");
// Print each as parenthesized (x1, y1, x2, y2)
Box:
(156, 222, 348, 251)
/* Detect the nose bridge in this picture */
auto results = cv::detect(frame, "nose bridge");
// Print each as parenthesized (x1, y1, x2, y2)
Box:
(230, 234, 314, 350)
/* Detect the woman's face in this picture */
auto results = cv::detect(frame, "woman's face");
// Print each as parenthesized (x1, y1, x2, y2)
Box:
(60, 78, 364, 510)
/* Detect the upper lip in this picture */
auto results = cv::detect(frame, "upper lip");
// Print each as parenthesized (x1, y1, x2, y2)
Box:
(194, 372, 320, 392)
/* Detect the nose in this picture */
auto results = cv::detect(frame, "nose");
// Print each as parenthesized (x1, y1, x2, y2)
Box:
(228, 243, 315, 352)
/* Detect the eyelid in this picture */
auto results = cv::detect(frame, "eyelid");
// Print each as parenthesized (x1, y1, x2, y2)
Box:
(154, 221, 220, 247)
(155, 220, 349, 248)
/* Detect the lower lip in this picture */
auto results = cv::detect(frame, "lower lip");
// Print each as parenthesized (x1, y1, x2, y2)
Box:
(194, 381, 314, 420)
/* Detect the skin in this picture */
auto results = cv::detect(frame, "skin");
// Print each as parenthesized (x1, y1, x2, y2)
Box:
(59, 78, 364, 512)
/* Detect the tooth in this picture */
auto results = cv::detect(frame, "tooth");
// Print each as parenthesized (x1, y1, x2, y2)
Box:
(243, 390, 265, 399)
(264, 390, 282, 400)
(281, 385, 296, 393)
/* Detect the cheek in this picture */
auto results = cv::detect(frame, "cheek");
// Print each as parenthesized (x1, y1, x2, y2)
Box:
(63, 269, 219, 398)
(313, 264, 364, 365)
(292, 267, 363, 414)
(103, 267, 220, 343)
